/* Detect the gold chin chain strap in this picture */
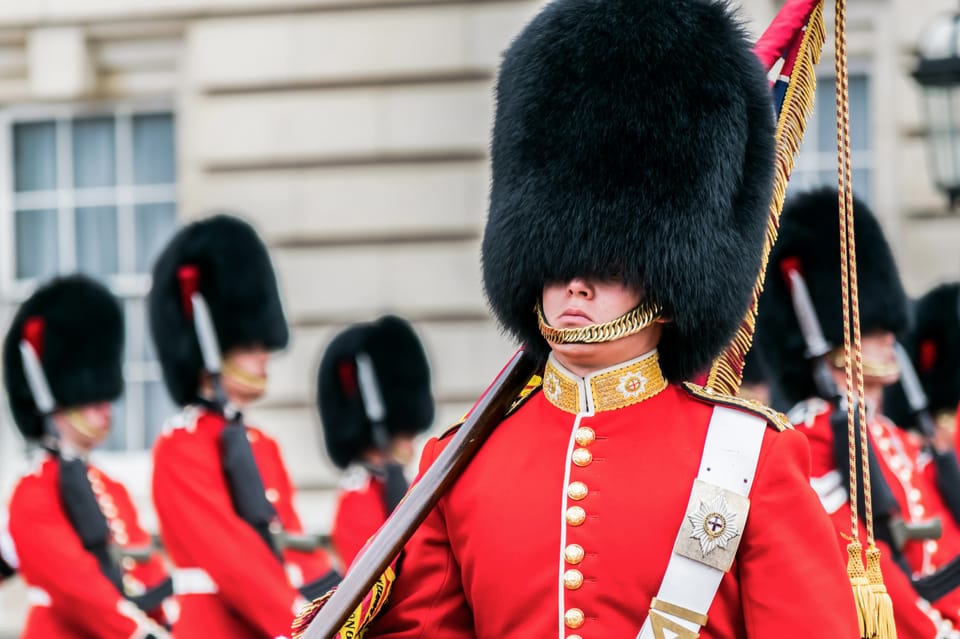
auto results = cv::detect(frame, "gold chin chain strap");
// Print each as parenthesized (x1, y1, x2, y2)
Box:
(829, 348, 899, 380)
(221, 360, 268, 392)
(63, 408, 100, 438)
(536, 299, 662, 345)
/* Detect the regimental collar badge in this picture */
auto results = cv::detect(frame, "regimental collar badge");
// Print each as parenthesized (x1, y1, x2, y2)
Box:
(616, 371, 648, 399)
(688, 493, 740, 556)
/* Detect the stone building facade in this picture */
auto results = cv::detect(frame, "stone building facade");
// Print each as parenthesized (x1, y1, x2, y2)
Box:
(0, 0, 957, 632)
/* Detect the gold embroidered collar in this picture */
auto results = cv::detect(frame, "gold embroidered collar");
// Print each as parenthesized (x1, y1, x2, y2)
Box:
(541, 350, 668, 414)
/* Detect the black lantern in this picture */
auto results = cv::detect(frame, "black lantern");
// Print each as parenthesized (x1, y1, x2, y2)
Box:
(914, 10, 960, 209)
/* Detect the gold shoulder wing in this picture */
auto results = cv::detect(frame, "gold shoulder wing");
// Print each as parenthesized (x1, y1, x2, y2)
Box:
(682, 382, 793, 433)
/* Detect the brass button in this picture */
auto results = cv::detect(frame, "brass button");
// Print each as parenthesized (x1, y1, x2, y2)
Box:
(114, 530, 129, 545)
(566, 506, 586, 526)
(575, 427, 596, 447)
(567, 481, 589, 501)
(572, 448, 593, 467)
(90, 479, 105, 495)
(121, 556, 136, 571)
(564, 569, 584, 590)
(101, 502, 118, 518)
(564, 608, 585, 629)
(265, 488, 279, 503)
(568, 636, 583, 639)
(564, 543, 585, 565)
(110, 520, 127, 533)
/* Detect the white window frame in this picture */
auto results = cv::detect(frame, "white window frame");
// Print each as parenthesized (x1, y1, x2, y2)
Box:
(0, 99, 177, 454)
(791, 62, 875, 204)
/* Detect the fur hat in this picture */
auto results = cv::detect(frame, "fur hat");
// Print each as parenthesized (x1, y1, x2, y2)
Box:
(480, 0, 775, 381)
(885, 284, 960, 428)
(756, 188, 908, 407)
(3, 275, 124, 440)
(148, 214, 289, 406)
(317, 315, 433, 469)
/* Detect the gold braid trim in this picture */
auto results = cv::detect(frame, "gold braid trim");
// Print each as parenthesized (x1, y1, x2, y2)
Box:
(682, 382, 792, 433)
(706, 2, 826, 394)
(536, 300, 663, 345)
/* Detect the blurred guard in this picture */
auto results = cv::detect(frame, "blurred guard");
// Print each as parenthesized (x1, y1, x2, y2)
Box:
(886, 283, 960, 445)
(757, 189, 960, 633)
(318, 315, 434, 568)
(4, 276, 172, 638)
(353, 0, 859, 636)
(148, 214, 338, 639)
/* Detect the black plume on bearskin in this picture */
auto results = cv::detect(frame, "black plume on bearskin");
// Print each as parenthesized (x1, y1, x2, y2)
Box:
(317, 316, 434, 469)
(3, 275, 124, 440)
(481, 0, 775, 381)
(756, 188, 908, 407)
(148, 214, 289, 406)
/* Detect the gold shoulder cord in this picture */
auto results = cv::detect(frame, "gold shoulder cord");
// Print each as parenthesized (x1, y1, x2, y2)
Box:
(682, 382, 792, 432)
(835, 0, 895, 634)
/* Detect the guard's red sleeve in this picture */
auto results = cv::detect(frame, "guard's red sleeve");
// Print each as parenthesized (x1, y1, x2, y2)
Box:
(365, 436, 474, 638)
(9, 474, 146, 638)
(153, 430, 300, 637)
(331, 478, 387, 568)
(737, 428, 860, 637)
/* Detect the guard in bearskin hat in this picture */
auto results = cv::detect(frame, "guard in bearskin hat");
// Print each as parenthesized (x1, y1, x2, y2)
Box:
(756, 188, 960, 631)
(885, 283, 960, 442)
(148, 214, 338, 638)
(3, 275, 172, 638)
(317, 315, 434, 567)
(356, 0, 858, 636)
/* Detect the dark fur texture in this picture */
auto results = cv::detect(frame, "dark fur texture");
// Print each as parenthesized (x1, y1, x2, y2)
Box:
(481, 0, 775, 381)
(886, 284, 960, 428)
(3, 275, 124, 440)
(756, 188, 908, 407)
(317, 315, 434, 469)
(148, 214, 289, 406)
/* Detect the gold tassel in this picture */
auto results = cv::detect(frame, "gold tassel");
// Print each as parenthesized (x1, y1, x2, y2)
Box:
(866, 545, 898, 639)
(847, 540, 878, 639)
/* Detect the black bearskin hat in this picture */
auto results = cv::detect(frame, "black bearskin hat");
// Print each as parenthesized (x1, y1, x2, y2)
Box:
(3, 275, 124, 440)
(756, 188, 908, 407)
(481, 0, 775, 381)
(885, 284, 960, 428)
(317, 315, 434, 469)
(148, 214, 289, 406)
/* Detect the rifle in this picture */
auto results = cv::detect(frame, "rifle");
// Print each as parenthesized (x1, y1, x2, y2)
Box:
(299, 348, 541, 639)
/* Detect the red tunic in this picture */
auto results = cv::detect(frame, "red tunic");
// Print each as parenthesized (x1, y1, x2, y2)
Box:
(331, 465, 389, 568)
(791, 398, 960, 632)
(366, 354, 857, 639)
(152, 406, 334, 639)
(8, 455, 170, 638)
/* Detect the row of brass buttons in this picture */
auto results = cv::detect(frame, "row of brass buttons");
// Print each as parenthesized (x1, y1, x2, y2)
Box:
(565, 426, 595, 633)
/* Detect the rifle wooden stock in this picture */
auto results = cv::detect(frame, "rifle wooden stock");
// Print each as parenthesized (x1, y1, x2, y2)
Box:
(302, 348, 541, 639)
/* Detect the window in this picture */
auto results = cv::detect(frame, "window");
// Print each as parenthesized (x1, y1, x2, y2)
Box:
(791, 74, 873, 205)
(5, 105, 178, 451)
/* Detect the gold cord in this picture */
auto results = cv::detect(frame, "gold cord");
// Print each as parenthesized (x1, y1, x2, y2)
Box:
(536, 300, 663, 345)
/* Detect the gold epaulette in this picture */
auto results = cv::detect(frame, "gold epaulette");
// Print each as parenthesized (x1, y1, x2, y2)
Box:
(438, 373, 543, 441)
(682, 382, 792, 433)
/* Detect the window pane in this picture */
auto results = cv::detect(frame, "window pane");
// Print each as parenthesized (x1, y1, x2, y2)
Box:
(849, 76, 870, 153)
(133, 114, 175, 185)
(72, 117, 116, 188)
(13, 122, 57, 192)
(15, 209, 58, 279)
(853, 168, 872, 205)
(144, 379, 176, 446)
(815, 79, 837, 154)
(104, 394, 127, 451)
(135, 202, 177, 273)
(75, 206, 119, 276)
